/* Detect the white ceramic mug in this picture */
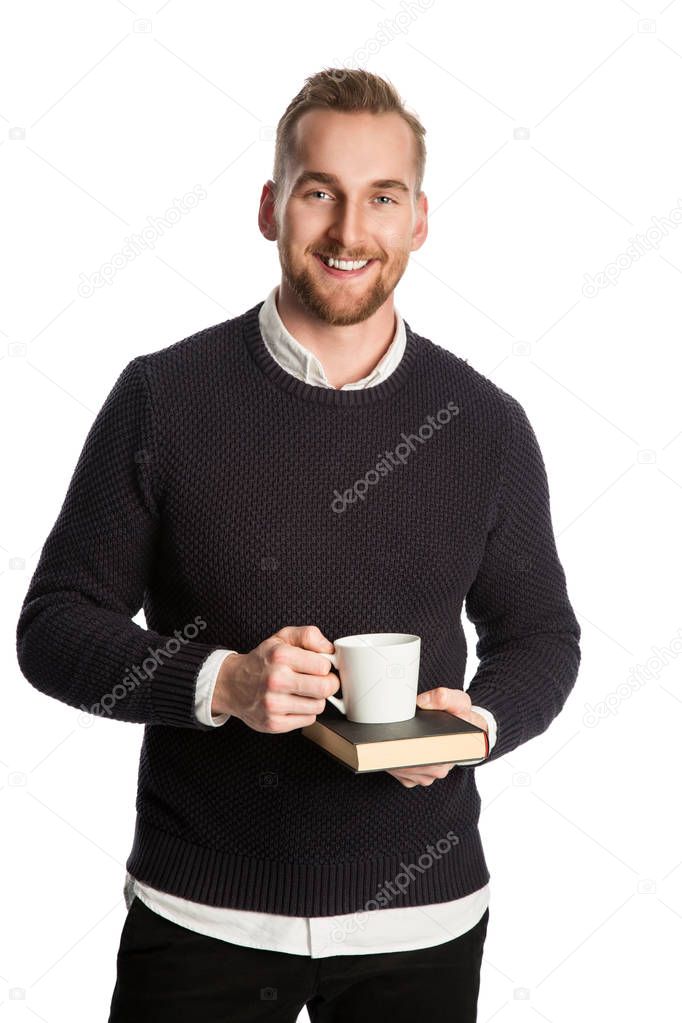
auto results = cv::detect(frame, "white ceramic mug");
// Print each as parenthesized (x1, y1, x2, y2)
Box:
(319, 633, 421, 724)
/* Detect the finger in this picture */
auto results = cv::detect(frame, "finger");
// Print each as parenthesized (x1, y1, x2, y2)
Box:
(419, 687, 472, 714)
(393, 773, 436, 785)
(268, 713, 327, 732)
(272, 632, 337, 680)
(267, 646, 339, 703)
(266, 690, 334, 716)
(277, 625, 335, 660)
(386, 770, 417, 785)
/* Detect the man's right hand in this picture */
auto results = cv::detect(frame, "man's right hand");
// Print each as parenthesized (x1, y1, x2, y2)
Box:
(211, 625, 340, 733)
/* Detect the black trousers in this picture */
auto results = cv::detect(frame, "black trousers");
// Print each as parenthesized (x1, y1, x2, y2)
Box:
(108, 895, 489, 1022)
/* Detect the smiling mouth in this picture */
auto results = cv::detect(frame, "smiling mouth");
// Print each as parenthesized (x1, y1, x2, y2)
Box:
(313, 252, 379, 277)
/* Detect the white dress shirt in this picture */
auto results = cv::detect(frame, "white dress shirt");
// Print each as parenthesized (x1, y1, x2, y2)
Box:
(124, 285, 498, 957)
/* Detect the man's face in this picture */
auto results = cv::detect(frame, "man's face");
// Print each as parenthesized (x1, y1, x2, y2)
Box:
(270, 109, 427, 326)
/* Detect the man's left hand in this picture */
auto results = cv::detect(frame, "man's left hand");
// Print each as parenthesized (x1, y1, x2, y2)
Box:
(385, 687, 489, 788)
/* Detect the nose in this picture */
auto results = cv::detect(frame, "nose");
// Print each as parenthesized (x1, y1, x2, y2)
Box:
(325, 196, 368, 255)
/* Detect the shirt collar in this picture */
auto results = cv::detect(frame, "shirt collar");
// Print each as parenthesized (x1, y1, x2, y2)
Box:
(258, 285, 406, 390)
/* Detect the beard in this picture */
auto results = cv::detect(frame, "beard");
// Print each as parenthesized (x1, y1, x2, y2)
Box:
(276, 240, 410, 327)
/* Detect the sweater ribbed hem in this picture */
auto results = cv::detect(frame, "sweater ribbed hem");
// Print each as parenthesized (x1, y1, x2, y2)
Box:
(125, 815, 491, 917)
(240, 302, 423, 406)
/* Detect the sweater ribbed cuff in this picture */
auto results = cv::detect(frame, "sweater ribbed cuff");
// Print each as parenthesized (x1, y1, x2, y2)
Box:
(461, 683, 526, 764)
(149, 640, 224, 728)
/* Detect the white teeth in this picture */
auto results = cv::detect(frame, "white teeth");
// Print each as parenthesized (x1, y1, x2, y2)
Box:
(322, 256, 369, 271)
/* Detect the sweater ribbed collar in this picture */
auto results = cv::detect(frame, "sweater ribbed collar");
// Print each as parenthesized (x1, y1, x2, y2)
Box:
(240, 298, 422, 406)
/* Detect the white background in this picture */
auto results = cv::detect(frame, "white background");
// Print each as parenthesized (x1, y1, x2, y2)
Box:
(3, 0, 682, 1020)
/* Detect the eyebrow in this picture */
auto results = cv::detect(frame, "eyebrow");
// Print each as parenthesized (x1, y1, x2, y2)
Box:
(292, 170, 410, 194)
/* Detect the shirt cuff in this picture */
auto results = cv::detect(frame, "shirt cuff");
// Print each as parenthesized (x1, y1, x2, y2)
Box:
(471, 704, 497, 752)
(454, 704, 498, 765)
(194, 649, 238, 726)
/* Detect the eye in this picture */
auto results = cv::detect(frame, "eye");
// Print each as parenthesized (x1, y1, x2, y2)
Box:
(304, 190, 397, 205)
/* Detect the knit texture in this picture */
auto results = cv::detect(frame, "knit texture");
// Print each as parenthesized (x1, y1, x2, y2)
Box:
(16, 300, 581, 916)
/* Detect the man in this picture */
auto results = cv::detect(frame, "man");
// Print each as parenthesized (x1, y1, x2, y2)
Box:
(16, 67, 581, 1022)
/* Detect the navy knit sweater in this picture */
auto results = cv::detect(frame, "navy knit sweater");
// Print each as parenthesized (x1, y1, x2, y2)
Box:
(16, 300, 581, 917)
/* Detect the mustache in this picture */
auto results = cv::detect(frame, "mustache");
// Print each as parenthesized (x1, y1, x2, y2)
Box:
(313, 250, 382, 261)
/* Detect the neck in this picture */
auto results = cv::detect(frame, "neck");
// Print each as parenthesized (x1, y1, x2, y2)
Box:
(275, 281, 397, 389)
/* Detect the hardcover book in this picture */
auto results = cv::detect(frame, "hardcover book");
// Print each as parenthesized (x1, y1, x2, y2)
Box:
(301, 703, 489, 774)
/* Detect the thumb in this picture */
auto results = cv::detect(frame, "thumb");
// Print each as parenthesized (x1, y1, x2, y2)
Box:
(417, 688, 441, 707)
(310, 625, 335, 653)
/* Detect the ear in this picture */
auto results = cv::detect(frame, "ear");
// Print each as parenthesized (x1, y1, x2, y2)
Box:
(258, 180, 279, 242)
(410, 191, 428, 254)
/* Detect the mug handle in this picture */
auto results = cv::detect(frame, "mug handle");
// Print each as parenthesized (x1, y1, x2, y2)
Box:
(319, 652, 345, 714)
